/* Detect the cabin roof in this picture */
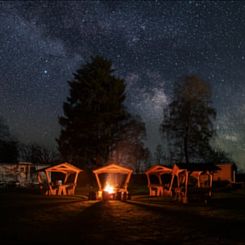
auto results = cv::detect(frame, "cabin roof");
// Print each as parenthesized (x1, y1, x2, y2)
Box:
(145, 164, 172, 175)
(174, 163, 220, 171)
(37, 162, 82, 173)
(93, 162, 133, 174)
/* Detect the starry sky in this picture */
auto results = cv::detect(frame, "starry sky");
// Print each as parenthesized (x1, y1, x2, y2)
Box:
(0, 1, 245, 169)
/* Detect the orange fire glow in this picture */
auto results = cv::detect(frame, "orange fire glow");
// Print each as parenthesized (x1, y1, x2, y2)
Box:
(104, 184, 115, 194)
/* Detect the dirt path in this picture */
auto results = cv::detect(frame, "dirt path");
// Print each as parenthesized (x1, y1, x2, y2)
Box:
(0, 196, 245, 244)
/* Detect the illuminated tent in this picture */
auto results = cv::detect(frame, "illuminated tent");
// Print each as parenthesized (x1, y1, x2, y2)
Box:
(37, 162, 82, 196)
(145, 164, 173, 196)
(93, 163, 133, 199)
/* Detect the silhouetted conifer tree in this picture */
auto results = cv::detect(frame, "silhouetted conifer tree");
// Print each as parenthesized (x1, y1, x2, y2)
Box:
(57, 56, 130, 167)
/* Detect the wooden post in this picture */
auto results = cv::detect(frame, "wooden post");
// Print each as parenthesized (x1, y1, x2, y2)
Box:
(64, 173, 70, 184)
(158, 174, 162, 185)
(125, 171, 132, 193)
(183, 170, 188, 204)
(169, 173, 175, 192)
(157, 174, 163, 196)
(45, 170, 51, 183)
(45, 170, 58, 195)
(176, 172, 181, 201)
(197, 172, 200, 188)
(70, 171, 79, 195)
(209, 172, 213, 197)
(95, 173, 102, 191)
(74, 171, 79, 185)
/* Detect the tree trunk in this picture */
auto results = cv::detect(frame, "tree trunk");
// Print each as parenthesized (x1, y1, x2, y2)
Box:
(184, 107, 191, 165)
(184, 135, 189, 164)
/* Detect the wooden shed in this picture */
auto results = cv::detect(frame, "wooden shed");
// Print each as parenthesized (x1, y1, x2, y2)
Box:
(169, 163, 220, 203)
(93, 163, 133, 200)
(0, 162, 32, 187)
(145, 163, 220, 203)
(213, 163, 236, 183)
(145, 164, 172, 196)
(37, 162, 82, 196)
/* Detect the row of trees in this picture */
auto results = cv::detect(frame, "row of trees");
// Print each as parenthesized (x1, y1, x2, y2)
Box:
(57, 56, 231, 168)
(0, 56, 231, 168)
(0, 118, 58, 163)
(0, 118, 18, 162)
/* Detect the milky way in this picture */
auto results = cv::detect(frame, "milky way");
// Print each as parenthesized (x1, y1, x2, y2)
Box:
(0, 1, 245, 169)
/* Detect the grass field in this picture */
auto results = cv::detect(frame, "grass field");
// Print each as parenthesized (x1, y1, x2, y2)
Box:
(0, 186, 244, 244)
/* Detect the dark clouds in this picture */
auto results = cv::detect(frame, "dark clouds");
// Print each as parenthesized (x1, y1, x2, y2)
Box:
(0, 1, 245, 168)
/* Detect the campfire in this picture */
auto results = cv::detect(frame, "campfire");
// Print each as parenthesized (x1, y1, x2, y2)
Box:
(93, 163, 133, 200)
(102, 183, 116, 200)
(104, 183, 115, 194)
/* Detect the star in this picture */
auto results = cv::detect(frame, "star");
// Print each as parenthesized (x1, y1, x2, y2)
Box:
(0, 1, 245, 169)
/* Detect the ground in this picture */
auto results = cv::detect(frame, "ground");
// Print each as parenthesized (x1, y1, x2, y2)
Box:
(0, 189, 245, 244)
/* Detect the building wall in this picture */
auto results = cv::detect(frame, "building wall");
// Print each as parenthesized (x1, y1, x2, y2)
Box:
(0, 164, 18, 183)
(0, 162, 33, 187)
(213, 163, 235, 183)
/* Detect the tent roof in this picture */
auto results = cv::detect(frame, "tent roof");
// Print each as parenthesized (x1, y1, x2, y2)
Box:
(93, 163, 133, 174)
(37, 162, 82, 173)
(145, 164, 172, 175)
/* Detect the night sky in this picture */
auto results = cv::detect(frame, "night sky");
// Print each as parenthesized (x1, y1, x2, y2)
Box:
(0, 1, 245, 169)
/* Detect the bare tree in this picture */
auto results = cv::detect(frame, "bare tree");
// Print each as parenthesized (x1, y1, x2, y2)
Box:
(160, 75, 216, 164)
(19, 143, 59, 164)
(154, 144, 165, 164)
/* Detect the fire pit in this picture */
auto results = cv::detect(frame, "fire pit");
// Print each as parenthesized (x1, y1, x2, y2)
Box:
(102, 184, 115, 200)
(93, 163, 133, 200)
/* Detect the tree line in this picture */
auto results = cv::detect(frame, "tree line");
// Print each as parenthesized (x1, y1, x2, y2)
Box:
(0, 117, 58, 164)
(57, 56, 231, 168)
(0, 55, 231, 168)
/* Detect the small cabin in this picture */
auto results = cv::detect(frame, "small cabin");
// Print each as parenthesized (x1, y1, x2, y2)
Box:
(0, 162, 33, 187)
(213, 163, 236, 183)
(145, 164, 173, 197)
